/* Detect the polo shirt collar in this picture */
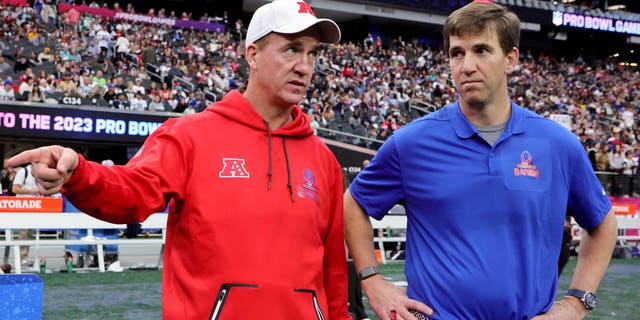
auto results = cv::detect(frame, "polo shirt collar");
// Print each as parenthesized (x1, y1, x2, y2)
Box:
(449, 100, 526, 139)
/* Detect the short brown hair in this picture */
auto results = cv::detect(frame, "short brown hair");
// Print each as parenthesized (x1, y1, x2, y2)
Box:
(443, 2, 520, 57)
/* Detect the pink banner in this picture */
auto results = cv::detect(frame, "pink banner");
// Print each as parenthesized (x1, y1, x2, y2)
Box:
(58, 4, 225, 33)
(2, 0, 28, 6)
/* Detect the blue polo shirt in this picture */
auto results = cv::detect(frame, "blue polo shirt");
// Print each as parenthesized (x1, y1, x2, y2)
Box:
(349, 101, 611, 319)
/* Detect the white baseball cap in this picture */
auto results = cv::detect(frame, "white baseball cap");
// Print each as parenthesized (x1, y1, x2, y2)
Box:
(246, 0, 341, 44)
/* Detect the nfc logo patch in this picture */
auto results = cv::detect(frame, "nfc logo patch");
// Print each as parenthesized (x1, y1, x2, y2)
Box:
(219, 158, 250, 178)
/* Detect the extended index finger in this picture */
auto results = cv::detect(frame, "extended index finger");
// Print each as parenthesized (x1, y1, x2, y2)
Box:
(6, 148, 48, 167)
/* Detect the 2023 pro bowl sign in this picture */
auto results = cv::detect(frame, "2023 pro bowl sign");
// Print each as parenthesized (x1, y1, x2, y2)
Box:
(0, 102, 175, 145)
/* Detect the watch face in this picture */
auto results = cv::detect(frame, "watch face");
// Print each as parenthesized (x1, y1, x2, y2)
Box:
(584, 292, 598, 310)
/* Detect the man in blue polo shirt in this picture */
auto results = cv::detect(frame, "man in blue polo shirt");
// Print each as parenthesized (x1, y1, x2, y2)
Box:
(344, 2, 618, 320)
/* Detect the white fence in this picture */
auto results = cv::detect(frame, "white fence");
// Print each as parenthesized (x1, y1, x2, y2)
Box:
(1, 213, 167, 274)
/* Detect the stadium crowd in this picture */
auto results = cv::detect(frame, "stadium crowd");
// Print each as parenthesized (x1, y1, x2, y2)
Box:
(1, 0, 640, 178)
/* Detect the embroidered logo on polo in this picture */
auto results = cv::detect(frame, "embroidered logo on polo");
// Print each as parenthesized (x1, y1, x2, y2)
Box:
(219, 158, 250, 178)
(513, 151, 540, 178)
(297, 169, 319, 203)
(297, 1, 316, 16)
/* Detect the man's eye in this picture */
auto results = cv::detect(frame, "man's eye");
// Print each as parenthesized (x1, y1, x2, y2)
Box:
(308, 51, 318, 58)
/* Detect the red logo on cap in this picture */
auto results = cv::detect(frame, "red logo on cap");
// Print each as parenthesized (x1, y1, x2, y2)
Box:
(297, 1, 316, 16)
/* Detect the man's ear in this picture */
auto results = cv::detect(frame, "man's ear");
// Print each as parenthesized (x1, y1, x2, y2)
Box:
(505, 46, 519, 74)
(245, 43, 259, 70)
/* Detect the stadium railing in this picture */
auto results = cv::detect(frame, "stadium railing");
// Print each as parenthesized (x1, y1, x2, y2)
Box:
(1, 212, 167, 274)
(372, 203, 640, 263)
(369, 205, 407, 264)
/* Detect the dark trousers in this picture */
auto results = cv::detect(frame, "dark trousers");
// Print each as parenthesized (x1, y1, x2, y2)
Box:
(348, 261, 369, 320)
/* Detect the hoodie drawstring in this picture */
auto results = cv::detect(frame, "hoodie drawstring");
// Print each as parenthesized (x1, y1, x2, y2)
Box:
(264, 120, 273, 191)
(283, 136, 294, 203)
(264, 120, 295, 203)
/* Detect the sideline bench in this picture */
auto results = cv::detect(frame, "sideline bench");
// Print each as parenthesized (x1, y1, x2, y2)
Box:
(0, 212, 167, 274)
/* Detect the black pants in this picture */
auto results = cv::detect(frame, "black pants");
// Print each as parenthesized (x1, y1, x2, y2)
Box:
(558, 228, 572, 277)
(348, 261, 369, 319)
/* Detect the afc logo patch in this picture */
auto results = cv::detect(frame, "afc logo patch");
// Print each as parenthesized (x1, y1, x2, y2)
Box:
(219, 158, 250, 178)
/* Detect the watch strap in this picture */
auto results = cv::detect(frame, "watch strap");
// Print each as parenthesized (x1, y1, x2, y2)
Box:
(567, 288, 597, 310)
(358, 265, 381, 280)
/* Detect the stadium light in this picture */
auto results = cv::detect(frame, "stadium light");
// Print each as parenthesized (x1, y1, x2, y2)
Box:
(627, 36, 640, 44)
(521, 22, 541, 32)
(554, 31, 568, 41)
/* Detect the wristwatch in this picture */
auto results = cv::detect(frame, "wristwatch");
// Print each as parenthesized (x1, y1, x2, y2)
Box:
(358, 265, 381, 280)
(566, 288, 598, 310)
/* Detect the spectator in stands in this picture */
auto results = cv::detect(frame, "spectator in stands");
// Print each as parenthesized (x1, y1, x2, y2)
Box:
(27, 51, 40, 67)
(27, 84, 44, 103)
(13, 50, 31, 73)
(595, 143, 609, 172)
(95, 25, 112, 55)
(0, 81, 15, 101)
(103, 84, 117, 105)
(159, 81, 171, 100)
(158, 60, 171, 82)
(60, 46, 74, 62)
(114, 33, 131, 62)
(165, 90, 178, 111)
(7, 1, 349, 318)
(167, 62, 184, 85)
(622, 150, 638, 176)
(344, 3, 618, 320)
(172, 90, 189, 113)
(148, 93, 165, 112)
(131, 78, 145, 94)
(111, 92, 130, 110)
(0, 56, 10, 74)
(92, 70, 107, 89)
(608, 143, 624, 173)
(134, 64, 149, 81)
(12, 163, 40, 268)
(36, 47, 53, 64)
(147, 81, 158, 95)
(98, 51, 117, 75)
(59, 73, 77, 94)
(141, 42, 157, 66)
(42, 75, 59, 95)
(130, 91, 148, 111)
(19, 76, 34, 97)
(77, 75, 95, 98)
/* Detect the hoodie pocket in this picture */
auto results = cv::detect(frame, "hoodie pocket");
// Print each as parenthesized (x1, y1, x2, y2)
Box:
(293, 289, 326, 320)
(209, 283, 326, 320)
(209, 283, 259, 320)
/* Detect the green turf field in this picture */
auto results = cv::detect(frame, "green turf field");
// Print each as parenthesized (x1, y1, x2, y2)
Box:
(39, 257, 639, 319)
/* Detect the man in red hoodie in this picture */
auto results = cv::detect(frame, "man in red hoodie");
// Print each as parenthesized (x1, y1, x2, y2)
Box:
(8, 1, 350, 319)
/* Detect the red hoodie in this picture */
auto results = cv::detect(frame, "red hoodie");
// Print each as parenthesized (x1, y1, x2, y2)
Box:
(62, 90, 350, 319)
